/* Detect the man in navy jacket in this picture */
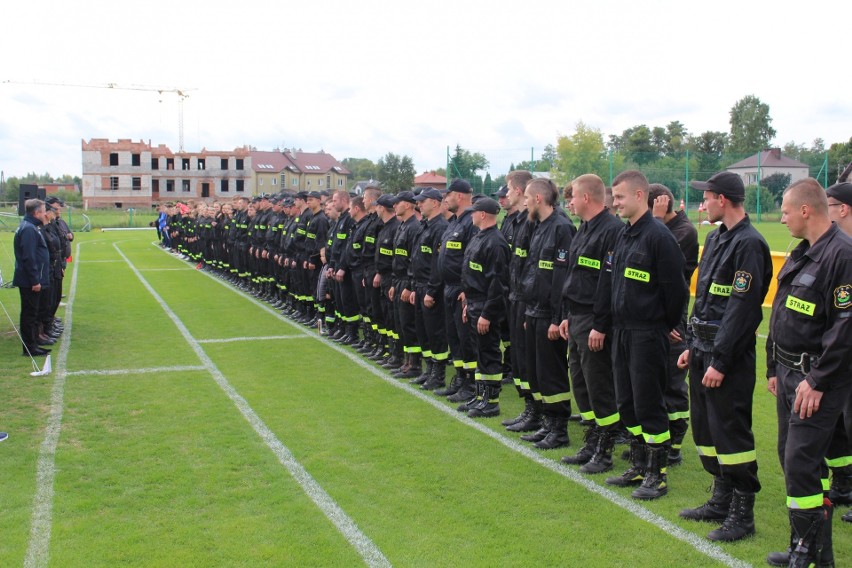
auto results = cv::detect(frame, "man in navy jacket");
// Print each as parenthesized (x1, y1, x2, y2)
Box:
(13, 199, 51, 357)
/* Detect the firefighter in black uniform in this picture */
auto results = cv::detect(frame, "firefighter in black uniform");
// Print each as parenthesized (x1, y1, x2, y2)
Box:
(649, 184, 699, 466)
(604, 170, 688, 501)
(339, 194, 370, 345)
(494, 184, 515, 384)
(674, 171, 772, 542)
(765, 178, 852, 568)
(289, 192, 312, 322)
(389, 191, 422, 378)
(459, 197, 510, 417)
(373, 195, 400, 365)
(559, 174, 624, 473)
(433, 180, 478, 403)
(303, 191, 328, 326)
(356, 187, 384, 357)
(327, 191, 359, 342)
(518, 178, 576, 449)
(410, 188, 450, 390)
(501, 171, 538, 433)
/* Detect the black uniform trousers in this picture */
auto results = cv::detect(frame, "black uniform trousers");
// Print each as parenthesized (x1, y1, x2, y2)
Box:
(19, 287, 42, 353)
(612, 327, 671, 445)
(415, 284, 448, 361)
(393, 279, 417, 353)
(444, 284, 476, 371)
(689, 348, 760, 493)
(524, 315, 571, 418)
(380, 277, 395, 341)
(665, 330, 691, 449)
(567, 311, 619, 428)
(776, 365, 851, 509)
(368, 275, 385, 339)
(467, 300, 502, 383)
(334, 272, 359, 322)
(509, 300, 530, 397)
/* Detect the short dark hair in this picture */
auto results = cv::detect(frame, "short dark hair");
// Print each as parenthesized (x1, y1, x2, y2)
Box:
(351, 196, 365, 211)
(526, 178, 558, 206)
(648, 184, 674, 214)
(612, 170, 649, 193)
(25, 198, 45, 216)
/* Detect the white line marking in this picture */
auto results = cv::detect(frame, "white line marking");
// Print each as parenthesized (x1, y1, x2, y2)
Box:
(160, 242, 749, 567)
(78, 259, 123, 263)
(197, 335, 307, 344)
(66, 365, 206, 377)
(139, 267, 195, 271)
(120, 243, 390, 568)
(25, 242, 81, 568)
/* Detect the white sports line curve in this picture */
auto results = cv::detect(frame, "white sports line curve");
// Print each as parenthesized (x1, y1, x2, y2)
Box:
(118, 243, 391, 568)
(164, 241, 752, 568)
(65, 365, 207, 377)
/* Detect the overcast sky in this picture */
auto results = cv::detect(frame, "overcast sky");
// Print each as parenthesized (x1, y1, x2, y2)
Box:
(1, 0, 849, 180)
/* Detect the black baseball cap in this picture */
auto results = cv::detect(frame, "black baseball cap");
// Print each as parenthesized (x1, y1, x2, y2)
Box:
(826, 182, 852, 206)
(295, 191, 309, 200)
(414, 188, 443, 202)
(395, 191, 416, 204)
(307, 191, 323, 199)
(470, 197, 500, 215)
(493, 185, 509, 198)
(447, 179, 472, 194)
(690, 171, 745, 202)
(376, 194, 397, 208)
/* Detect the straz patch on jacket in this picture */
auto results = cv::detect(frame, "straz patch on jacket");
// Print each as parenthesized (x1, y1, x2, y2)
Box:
(624, 267, 650, 282)
(835, 285, 851, 309)
(733, 271, 752, 293)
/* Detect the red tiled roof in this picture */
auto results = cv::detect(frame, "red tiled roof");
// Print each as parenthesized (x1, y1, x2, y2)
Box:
(414, 171, 447, 184)
(253, 149, 351, 175)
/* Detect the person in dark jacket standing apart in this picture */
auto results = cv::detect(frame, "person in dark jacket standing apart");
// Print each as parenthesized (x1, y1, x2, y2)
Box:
(649, 184, 699, 466)
(518, 178, 576, 449)
(14, 199, 51, 357)
(604, 170, 688, 500)
(675, 171, 772, 542)
(764, 178, 852, 568)
(459, 197, 511, 417)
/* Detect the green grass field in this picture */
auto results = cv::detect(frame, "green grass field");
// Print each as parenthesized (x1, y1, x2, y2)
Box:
(0, 227, 845, 567)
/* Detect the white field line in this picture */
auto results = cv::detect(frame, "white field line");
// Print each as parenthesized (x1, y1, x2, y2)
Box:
(197, 335, 307, 344)
(24, 242, 81, 568)
(118, 243, 391, 568)
(66, 365, 206, 377)
(138, 267, 194, 272)
(159, 244, 751, 568)
(77, 259, 123, 263)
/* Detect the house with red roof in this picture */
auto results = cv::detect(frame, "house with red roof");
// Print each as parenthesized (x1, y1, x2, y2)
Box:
(726, 148, 810, 186)
(252, 149, 350, 194)
(414, 171, 447, 190)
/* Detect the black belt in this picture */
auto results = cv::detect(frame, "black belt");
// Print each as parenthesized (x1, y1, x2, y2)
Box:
(689, 317, 720, 343)
(773, 344, 816, 374)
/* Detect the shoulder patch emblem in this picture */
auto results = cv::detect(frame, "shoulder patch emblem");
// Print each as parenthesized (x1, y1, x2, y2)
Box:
(733, 271, 752, 293)
(556, 249, 568, 262)
(835, 285, 851, 309)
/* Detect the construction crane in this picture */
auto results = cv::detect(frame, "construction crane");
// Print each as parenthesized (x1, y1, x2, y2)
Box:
(2, 79, 196, 152)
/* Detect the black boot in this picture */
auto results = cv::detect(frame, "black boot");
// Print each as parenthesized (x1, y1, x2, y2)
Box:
(785, 508, 827, 568)
(411, 358, 433, 385)
(679, 476, 732, 522)
(434, 367, 464, 397)
(468, 383, 501, 418)
(668, 418, 688, 466)
(456, 380, 483, 412)
(631, 445, 668, 500)
(390, 352, 411, 374)
(561, 425, 598, 465)
(447, 371, 476, 403)
(502, 397, 533, 427)
(707, 489, 755, 542)
(510, 402, 543, 434)
(606, 441, 646, 487)
(420, 360, 446, 391)
(535, 416, 570, 450)
(396, 353, 422, 379)
(829, 465, 852, 506)
(580, 429, 616, 474)
(520, 415, 550, 442)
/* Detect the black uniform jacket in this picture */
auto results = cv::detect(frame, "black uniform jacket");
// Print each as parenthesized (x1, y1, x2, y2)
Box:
(462, 225, 510, 322)
(561, 208, 624, 333)
(767, 223, 852, 390)
(375, 216, 400, 277)
(411, 215, 448, 289)
(391, 214, 420, 287)
(608, 210, 688, 331)
(690, 215, 772, 374)
(436, 209, 476, 287)
(508, 212, 532, 303)
(520, 212, 576, 325)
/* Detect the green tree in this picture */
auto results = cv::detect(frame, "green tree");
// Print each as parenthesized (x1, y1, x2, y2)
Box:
(341, 157, 378, 182)
(449, 145, 489, 180)
(728, 95, 776, 155)
(760, 172, 792, 200)
(827, 137, 852, 185)
(377, 153, 416, 193)
(623, 125, 657, 165)
(665, 121, 689, 156)
(689, 131, 728, 178)
(554, 121, 610, 185)
(744, 183, 775, 214)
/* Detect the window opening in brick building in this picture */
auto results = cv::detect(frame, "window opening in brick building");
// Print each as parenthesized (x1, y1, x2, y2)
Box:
(109, 153, 119, 166)
(221, 179, 229, 192)
(151, 157, 159, 170)
(152, 179, 159, 192)
(235, 159, 244, 170)
(182, 180, 190, 192)
(221, 158, 228, 169)
(198, 158, 205, 170)
(166, 158, 174, 170)
(182, 158, 190, 170)
(166, 180, 175, 192)
(236, 180, 244, 192)
(110, 177, 119, 190)
(132, 153, 141, 166)
(132, 177, 141, 190)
